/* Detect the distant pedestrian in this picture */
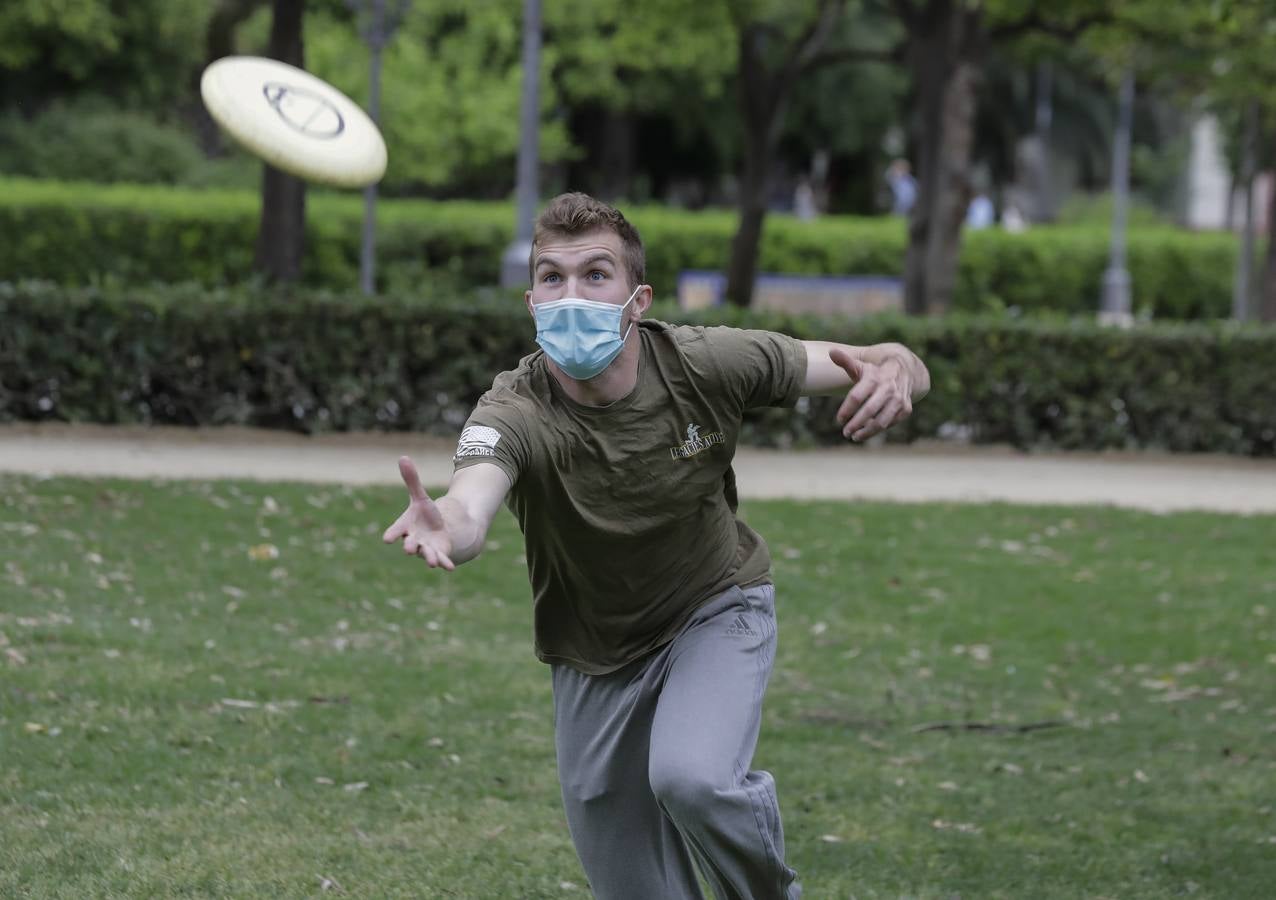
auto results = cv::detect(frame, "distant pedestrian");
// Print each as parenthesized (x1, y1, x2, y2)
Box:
(794, 178, 817, 221)
(967, 193, 995, 229)
(886, 159, 917, 216)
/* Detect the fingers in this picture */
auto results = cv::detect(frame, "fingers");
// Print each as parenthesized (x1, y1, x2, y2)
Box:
(398, 456, 428, 502)
(835, 377, 874, 426)
(851, 398, 903, 442)
(390, 526, 455, 571)
(846, 393, 914, 441)
(845, 392, 889, 440)
(382, 511, 408, 543)
(412, 538, 455, 571)
(841, 365, 906, 439)
(426, 548, 457, 571)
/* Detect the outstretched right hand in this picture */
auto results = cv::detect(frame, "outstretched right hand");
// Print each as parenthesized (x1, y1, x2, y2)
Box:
(382, 456, 455, 570)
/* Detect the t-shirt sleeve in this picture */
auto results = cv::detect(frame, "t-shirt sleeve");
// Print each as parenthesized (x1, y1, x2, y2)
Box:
(451, 393, 529, 487)
(700, 326, 808, 411)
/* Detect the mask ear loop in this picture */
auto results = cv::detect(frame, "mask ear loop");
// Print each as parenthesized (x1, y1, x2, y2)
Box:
(620, 285, 642, 341)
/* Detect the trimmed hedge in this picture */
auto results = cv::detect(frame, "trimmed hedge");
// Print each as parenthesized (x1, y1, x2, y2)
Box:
(3, 281, 1273, 456)
(0, 177, 1240, 319)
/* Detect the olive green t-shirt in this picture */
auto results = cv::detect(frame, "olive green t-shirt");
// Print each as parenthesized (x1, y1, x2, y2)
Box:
(452, 320, 808, 675)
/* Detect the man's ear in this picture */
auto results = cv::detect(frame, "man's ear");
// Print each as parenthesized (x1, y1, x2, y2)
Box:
(634, 284, 653, 320)
(524, 290, 534, 318)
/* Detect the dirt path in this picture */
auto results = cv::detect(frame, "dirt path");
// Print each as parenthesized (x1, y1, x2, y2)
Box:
(2, 422, 1275, 514)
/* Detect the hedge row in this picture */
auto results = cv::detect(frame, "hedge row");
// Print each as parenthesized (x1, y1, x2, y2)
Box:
(3, 281, 1273, 456)
(0, 177, 1239, 320)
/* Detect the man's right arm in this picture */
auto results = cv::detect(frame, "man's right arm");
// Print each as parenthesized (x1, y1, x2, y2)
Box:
(432, 463, 512, 565)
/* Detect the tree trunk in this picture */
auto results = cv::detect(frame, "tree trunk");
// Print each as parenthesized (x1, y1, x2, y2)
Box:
(726, 147, 769, 308)
(599, 108, 635, 200)
(566, 105, 632, 200)
(723, 5, 845, 307)
(192, 0, 267, 154)
(725, 26, 786, 309)
(1262, 171, 1276, 322)
(208, 0, 267, 62)
(903, 1, 980, 316)
(254, 0, 307, 284)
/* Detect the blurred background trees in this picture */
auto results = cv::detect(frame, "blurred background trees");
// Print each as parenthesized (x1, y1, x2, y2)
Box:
(1, 0, 1273, 316)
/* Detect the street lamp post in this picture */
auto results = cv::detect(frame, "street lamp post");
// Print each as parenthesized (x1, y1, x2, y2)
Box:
(1100, 69, 1136, 326)
(347, 0, 409, 296)
(500, 0, 542, 289)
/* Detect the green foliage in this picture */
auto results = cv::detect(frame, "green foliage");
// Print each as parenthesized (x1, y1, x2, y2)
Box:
(251, 0, 735, 194)
(1055, 191, 1174, 228)
(0, 178, 1241, 319)
(0, 0, 212, 107)
(290, 3, 572, 193)
(3, 280, 1273, 455)
(0, 178, 512, 289)
(0, 100, 210, 185)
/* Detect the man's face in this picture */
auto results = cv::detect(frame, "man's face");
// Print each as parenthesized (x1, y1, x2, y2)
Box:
(526, 229, 636, 311)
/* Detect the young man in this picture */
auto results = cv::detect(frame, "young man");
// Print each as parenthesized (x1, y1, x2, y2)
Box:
(383, 193, 929, 899)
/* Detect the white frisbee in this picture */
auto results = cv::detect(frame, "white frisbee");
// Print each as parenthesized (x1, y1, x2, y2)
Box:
(200, 55, 387, 188)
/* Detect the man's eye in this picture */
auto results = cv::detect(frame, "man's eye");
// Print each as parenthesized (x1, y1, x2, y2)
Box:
(589, 271, 606, 281)
(543, 273, 560, 283)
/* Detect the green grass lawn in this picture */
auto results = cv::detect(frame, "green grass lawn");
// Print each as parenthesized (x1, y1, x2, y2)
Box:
(2, 474, 1274, 899)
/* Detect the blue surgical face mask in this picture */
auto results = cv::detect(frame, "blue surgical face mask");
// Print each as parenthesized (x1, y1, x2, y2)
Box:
(532, 286, 639, 380)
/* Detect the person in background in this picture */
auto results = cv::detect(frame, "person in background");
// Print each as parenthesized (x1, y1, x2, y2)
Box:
(967, 192, 995, 229)
(886, 158, 917, 216)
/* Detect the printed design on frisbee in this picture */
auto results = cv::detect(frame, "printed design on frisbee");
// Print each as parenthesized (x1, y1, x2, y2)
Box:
(263, 82, 345, 140)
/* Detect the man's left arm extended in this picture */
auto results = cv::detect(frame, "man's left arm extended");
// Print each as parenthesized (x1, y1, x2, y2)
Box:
(800, 339, 930, 442)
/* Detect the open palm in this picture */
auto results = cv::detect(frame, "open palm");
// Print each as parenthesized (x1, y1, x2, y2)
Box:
(382, 456, 455, 570)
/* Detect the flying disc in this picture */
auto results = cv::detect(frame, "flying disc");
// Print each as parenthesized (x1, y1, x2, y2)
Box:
(200, 56, 387, 188)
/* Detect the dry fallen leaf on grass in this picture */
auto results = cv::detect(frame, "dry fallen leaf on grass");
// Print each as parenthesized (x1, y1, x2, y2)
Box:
(248, 543, 280, 561)
(931, 819, 981, 834)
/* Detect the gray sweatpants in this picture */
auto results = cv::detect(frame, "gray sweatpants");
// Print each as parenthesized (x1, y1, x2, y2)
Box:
(551, 583, 801, 900)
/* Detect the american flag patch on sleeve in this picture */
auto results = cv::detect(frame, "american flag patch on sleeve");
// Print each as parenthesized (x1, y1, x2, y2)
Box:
(455, 425, 502, 458)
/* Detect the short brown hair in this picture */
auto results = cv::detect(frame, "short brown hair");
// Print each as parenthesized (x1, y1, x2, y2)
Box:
(529, 192, 645, 287)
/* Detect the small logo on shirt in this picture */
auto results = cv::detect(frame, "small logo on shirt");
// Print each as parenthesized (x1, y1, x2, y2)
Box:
(725, 613, 757, 638)
(669, 422, 724, 460)
(455, 425, 502, 458)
